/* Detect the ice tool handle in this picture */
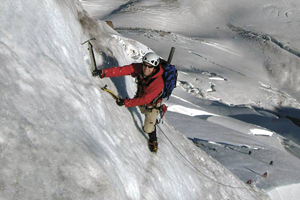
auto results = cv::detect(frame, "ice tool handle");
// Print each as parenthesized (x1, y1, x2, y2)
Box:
(167, 47, 175, 64)
(101, 85, 120, 100)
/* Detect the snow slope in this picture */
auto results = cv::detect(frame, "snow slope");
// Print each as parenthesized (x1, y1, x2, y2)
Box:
(0, 0, 270, 199)
(80, 0, 300, 200)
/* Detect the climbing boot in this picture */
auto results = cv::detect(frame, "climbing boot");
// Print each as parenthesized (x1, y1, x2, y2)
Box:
(148, 129, 158, 153)
(148, 140, 158, 153)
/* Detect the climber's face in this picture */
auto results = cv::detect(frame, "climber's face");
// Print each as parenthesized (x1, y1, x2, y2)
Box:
(143, 62, 155, 77)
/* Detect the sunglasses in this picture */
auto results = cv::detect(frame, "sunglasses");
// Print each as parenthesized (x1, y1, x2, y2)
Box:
(143, 63, 155, 68)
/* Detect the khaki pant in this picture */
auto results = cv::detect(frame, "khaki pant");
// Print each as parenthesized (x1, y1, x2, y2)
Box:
(139, 106, 159, 133)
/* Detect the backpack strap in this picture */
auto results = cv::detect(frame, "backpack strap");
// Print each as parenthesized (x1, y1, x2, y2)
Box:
(150, 88, 164, 107)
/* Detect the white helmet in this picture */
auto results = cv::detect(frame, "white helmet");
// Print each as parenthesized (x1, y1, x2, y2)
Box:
(142, 52, 160, 67)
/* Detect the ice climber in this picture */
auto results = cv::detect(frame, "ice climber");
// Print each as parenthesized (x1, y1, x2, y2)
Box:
(92, 52, 164, 153)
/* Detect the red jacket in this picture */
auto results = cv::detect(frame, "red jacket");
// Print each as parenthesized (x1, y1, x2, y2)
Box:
(101, 63, 164, 108)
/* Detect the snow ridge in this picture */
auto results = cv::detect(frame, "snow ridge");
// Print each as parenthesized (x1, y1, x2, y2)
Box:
(228, 24, 300, 58)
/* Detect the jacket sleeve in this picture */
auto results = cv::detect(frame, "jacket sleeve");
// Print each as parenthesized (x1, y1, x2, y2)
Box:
(124, 77, 164, 107)
(101, 63, 141, 78)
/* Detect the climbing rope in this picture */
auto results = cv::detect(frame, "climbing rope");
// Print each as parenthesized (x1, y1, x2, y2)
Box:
(98, 83, 266, 196)
(157, 125, 267, 196)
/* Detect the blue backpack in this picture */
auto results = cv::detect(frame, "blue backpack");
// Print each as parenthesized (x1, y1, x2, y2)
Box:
(160, 59, 178, 100)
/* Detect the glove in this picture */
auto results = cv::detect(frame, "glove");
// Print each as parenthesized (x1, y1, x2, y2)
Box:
(92, 69, 103, 77)
(116, 98, 125, 106)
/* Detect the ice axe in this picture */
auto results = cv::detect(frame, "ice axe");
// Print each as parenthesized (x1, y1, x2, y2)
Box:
(82, 40, 120, 101)
(82, 38, 97, 73)
(101, 85, 120, 100)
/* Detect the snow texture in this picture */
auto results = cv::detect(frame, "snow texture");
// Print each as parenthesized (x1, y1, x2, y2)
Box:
(1, 0, 300, 200)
